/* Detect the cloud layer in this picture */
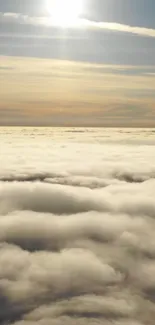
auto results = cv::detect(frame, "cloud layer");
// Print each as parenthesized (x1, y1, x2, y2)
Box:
(0, 128, 155, 324)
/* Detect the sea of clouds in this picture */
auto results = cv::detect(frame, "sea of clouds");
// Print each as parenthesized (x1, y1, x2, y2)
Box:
(1, 127, 155, 325)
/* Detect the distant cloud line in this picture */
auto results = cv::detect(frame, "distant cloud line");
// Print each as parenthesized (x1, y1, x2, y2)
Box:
(1, 12, 155, 38)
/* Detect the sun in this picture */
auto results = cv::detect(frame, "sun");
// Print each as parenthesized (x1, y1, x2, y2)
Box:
(46, 0, 83, 27)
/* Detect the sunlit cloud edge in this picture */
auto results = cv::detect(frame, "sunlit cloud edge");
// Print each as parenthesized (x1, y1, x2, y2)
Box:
(1, 12, 155, 38)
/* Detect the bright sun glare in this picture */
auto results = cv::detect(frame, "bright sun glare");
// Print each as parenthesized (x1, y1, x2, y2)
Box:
(46, 0, 83, 27)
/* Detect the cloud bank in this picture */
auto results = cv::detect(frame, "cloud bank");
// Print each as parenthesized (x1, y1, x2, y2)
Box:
(0, 127, 155, 324)
(1, 12, 155, 38)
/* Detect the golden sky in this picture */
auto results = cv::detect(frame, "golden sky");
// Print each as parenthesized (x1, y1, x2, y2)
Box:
(1, 56, 155, 126)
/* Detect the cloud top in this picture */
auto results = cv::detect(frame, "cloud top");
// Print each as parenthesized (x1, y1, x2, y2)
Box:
(0, 128, 155, 324)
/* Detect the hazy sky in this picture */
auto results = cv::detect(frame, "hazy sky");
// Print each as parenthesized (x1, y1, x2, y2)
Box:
(0, 0, 155, 126)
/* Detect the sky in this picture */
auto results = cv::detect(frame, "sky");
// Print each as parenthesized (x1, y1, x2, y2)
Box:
(0, 0, 155, 126)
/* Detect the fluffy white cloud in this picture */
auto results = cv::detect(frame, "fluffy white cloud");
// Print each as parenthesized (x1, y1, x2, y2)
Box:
(0, 127, 155, 324)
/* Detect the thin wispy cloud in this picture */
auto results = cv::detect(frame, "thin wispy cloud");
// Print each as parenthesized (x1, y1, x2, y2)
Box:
(84, 20, 155, 38)
(1, 11, 155, 38)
